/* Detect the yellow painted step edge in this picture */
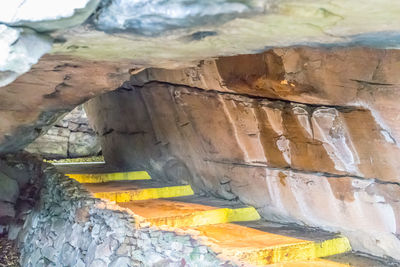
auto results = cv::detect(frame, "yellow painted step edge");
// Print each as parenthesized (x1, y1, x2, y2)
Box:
(315, 236, 352, 258)
(66, 171, 151, 183)
(146, 207, 261, 228)
(227, 206, 261, 222)
(238, 236, 351, 265)
(93, 185, 194, 202)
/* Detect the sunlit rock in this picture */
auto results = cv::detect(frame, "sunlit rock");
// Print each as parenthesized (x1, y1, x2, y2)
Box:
(52, 0, 400, 67)
(85, 47, 400, 260)
(0, 25, 51, 87)
(0, 0, 100, 32)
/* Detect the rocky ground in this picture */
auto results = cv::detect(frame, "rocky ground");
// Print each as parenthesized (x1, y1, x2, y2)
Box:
(0, 236, 19, 267)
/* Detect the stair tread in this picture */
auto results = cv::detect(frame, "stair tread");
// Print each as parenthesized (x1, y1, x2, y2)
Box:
(57, 163, 128, 174)
(159, 194, 249, 209)
(81, 180, 188, 193)
(119, 197, 253, 218)
(192, 223, 310, 250)
(119, 198, 221, 218)
(189, 223, 350, 265)
(235, 220, 341, 243)
(59, 166, 352, 265)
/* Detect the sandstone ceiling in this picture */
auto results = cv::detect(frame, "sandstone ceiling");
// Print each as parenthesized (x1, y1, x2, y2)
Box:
(2, 0, 400, 87)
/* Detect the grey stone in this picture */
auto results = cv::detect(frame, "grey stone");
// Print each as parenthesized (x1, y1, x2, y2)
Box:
(25, 104, 100, 158)
(144, 251, 165, 265)
(50, 218, 65, 233)
(198, 246, 208, 254)
(152, 259, 174, 267)
(30, 248, 43, 267)
(94, 238, 113, 260)
(76, 259, 86, 267)
(0, 201, 15, 222)
(56, 119, 69, 128)
(89, 259, 107, 267)
(69, 132, 101, 157)
(77, 124, 92, 133)
(85, 239, 98, 264)
(68, 122, 80, 131)
(60, 243, 78, 266)
(7, 222, 22, 240)
(183, 246, 193, 254)
(0, 171, 19, 203)
(91, 224, 100, 236)
(116, 242, 131, 256)
(0, 160, 31, 187)
(69, 223, 83, 247)
(110, 256, 132, 267)
(171, 241, 183, 251)
(132, 250, 145, 262)
(41, 246, 57, 262)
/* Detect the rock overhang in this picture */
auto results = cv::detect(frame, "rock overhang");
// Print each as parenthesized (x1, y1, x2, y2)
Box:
(2, 0, 400, 88)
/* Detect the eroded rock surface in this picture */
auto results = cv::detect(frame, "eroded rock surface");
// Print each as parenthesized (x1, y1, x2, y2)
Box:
(86, 46, 400, 260)
(0, 153, 43, 233)
(0, 54, 131, 154)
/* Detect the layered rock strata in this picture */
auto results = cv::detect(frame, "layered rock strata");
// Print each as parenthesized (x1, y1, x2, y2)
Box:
(86, 47, 400, 260)
(25, 105, 101, 159)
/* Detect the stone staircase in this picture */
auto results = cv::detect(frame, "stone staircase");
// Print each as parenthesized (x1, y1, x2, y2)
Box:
(66, 170, 353, 266)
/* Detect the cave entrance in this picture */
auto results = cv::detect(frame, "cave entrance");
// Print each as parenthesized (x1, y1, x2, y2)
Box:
(25, 105, 102, 161)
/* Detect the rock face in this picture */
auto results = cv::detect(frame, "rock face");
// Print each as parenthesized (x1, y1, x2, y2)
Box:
(0, 54, 131, 154)
(25, 105, 101, 159)
(4, 0, 400, 88)
(86, 46, 400, 260)
(0, 153, 43, 229)
(0, 25, 51, 87)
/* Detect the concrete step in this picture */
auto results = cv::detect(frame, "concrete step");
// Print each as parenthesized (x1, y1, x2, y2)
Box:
(66, 171, 151, 183)
(191, 222, 351, 266)
(266, 259, 350, 266)
(81, 180, 194, 201)
(119, 196, 260, 227)
(63, 166, 353, 266)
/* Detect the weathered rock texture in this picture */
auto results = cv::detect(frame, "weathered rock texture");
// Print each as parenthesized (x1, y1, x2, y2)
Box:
(15, 158, 232, 267)
(86, 46, 400, 260)
(0, 153, 43, 238)
(25, 105, 101, 159)
(0, 54, 131, 154)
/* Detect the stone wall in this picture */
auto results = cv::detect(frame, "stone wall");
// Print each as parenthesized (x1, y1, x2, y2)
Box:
(85, 47, 400, 261)
(25, 105, 101, 159)
(14, 159, 232, 267)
